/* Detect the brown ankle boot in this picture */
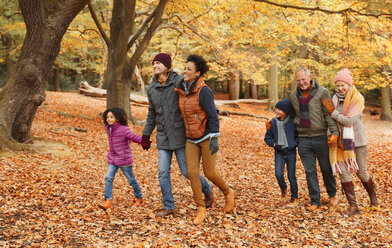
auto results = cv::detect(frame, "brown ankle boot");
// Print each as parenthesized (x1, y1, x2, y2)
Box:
(224, 188, 235, 213)
(98, 199, 113, 211)
(361, 178, 379, 208)
(341, 182, 360, 216)
(193, 206, 206, 225)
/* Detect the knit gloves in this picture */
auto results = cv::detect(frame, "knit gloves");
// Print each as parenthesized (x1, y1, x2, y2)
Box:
(209, 137, 219, 155)
(327, 134, 338, 148)
(141, 135, 152, 150)
(322, 98, 335, 115)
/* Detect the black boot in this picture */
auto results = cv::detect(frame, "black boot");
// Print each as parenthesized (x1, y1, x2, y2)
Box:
(361, 178, 380, 208)
(341, 182, 360, 216)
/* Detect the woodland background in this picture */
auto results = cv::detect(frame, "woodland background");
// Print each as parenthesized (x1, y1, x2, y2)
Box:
(1, 0, 392, 247)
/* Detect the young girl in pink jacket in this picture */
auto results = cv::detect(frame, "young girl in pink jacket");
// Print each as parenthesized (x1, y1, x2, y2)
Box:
(98, 107, 146, 210)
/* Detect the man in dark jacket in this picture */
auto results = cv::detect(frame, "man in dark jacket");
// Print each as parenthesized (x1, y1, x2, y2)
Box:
(142, 53, 213, 217)
(289, 67, 339, 212)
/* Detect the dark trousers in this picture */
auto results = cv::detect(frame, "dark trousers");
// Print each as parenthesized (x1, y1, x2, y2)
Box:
(275, 151, 298, 199)
(298, 135, 336, 206)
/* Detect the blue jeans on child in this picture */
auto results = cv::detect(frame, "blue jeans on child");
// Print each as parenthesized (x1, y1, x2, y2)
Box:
(275, 151, 298, 199)
(104, 164, 142, 200)
(158, 148, 211, 210)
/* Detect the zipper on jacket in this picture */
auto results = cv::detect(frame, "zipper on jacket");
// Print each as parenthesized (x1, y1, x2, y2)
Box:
(183, 95, 193, 138)
(194, 113, 202, 122)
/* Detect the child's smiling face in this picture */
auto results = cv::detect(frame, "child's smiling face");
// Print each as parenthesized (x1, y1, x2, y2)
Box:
(106, 111, 118, 126)
(275, 108, 287, 120)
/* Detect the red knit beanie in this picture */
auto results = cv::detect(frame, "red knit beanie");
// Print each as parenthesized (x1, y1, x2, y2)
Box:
(334, 68, 353, 86)
(152, 53, 172, 69)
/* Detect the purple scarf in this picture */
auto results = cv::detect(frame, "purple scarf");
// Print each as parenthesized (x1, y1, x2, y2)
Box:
(296, 82, 319, 127)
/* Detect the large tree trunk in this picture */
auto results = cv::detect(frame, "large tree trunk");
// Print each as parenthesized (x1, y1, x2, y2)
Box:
(105, 0, 136, 118)
(98, 0, 168, 124)
(0, 0, 88, 149)
(380, 84, 392, 121)
(268, 63, 279, 111)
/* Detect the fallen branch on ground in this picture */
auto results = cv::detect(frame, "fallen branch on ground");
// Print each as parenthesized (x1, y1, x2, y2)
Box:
(219, 110, 270, 120)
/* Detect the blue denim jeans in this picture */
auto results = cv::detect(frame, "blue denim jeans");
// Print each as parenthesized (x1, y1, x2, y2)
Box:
(104, 164, 142, 200)
(298, 136, 336, 206)
(158, 148, 211, 210)
(275, 151, 298, 199)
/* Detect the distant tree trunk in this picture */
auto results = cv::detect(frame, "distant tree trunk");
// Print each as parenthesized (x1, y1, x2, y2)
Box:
(53, 67, 60, 91)
(134, 65, 145, 93)
(268, 63, 279, 111)
(244, 80, 250, 98)
(0, 0, 88, 150)
(251, 81, 258, 99)
(5, 57, 16, 85)
(380, 84, 392, 121)
(228, 72, 239, 100)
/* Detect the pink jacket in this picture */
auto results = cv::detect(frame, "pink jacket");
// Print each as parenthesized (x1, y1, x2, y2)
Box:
(105, 122, 142, 166)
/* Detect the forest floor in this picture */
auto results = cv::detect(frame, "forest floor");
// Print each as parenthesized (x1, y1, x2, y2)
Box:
(1, 91, 392, 247)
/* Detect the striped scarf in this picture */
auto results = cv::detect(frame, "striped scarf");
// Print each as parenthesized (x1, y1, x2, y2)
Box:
(297, 82, 319, 127)
(329, 86, 364, 175)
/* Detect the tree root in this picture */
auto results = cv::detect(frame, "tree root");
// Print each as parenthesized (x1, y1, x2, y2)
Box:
(0, 128, 32, 151)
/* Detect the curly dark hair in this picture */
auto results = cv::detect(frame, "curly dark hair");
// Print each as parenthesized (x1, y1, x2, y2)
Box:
(186, 54, 209, 77)
(102, 107, 128, 126)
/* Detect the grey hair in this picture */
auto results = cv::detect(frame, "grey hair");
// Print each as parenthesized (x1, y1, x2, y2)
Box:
(295, 67, 310, 76)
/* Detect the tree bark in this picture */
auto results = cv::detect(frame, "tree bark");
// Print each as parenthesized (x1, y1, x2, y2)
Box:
(0, 0, 88, 149)
(268, 63, 279, 111)
(380, 84, 392, 121)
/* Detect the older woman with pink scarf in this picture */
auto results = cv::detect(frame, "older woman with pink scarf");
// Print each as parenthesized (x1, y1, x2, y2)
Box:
(322, 68, 380, 216)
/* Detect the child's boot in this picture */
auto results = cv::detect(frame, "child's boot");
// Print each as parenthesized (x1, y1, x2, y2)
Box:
(132, 198, 144, 207)
(224, 188, 235, 213)
(193, 206, 207, 225)
(98, 199, 113, 211)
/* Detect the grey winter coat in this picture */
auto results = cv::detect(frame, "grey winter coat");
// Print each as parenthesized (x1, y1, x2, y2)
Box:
(331, 96, 367, 147)
(143, 71, 186, 150)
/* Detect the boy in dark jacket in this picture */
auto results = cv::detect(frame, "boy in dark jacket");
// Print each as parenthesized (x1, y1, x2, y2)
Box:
(264, 99, 299, 204)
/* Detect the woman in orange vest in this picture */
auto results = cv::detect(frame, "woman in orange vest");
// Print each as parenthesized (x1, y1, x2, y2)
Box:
(176, 55, 235, 225)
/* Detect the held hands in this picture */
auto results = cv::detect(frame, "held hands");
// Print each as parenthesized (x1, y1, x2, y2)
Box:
(327, 134, 338, 149)
(141, 135, 152, 150)
(322, 98, 335, 115)
(209, 137, 219, 155)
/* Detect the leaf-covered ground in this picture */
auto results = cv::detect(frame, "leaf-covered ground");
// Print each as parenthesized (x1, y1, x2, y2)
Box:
(1, 92, 391, 247)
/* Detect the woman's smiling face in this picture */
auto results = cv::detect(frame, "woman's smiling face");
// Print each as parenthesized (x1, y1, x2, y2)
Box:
(183, 61, 200, 83)
(335, 81, 350, 95)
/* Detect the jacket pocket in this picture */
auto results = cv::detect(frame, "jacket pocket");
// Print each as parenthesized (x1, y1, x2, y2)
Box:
(157, 123, 164, 131)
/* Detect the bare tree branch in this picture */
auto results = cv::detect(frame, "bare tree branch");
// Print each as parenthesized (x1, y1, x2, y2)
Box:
(254, 0, 392, 18)
(127, 7, 157, 50)
(88, 0, 111, 47)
